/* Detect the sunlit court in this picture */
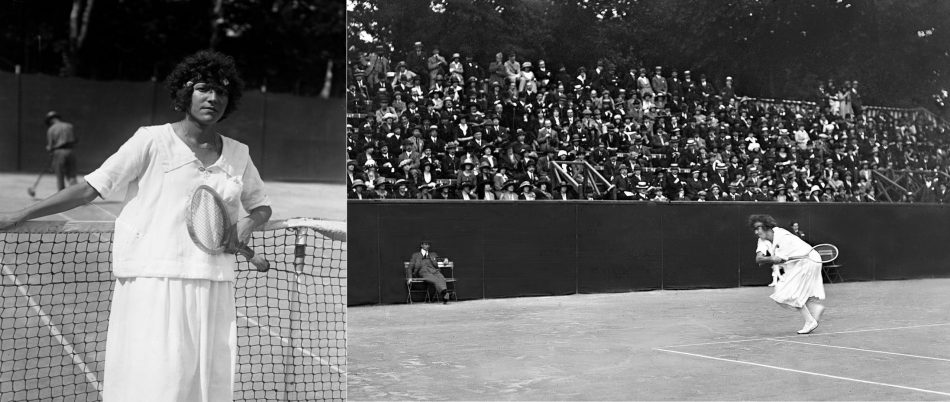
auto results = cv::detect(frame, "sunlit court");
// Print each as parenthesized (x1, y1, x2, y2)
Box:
(348, 278, 950, 400)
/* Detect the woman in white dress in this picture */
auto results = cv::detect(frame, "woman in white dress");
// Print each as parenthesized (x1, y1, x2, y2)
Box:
(749, 214, 826, 334)
(1, 50, 272, 401)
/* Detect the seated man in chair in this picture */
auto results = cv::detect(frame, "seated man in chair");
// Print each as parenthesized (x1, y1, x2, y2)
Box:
(408, 240, 452, 303)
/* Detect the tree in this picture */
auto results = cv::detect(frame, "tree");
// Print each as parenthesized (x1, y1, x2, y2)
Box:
(61, 0, 95, 76)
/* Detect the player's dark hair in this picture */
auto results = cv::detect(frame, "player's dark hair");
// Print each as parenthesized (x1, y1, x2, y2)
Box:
(165, 50, 244, 122)
(748, 214, 778, 229)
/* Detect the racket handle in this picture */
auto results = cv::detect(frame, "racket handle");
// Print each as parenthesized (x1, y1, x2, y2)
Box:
(236, 244, 270, 272)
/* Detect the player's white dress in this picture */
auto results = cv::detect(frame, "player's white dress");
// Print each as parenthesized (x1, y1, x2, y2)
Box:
(764, 227, 825, 308)
(85, 124, 270, 401)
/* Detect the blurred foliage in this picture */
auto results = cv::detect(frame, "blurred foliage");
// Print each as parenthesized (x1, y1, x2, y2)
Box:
(348, 0, 950, 111)
(0, 0, 345, 97)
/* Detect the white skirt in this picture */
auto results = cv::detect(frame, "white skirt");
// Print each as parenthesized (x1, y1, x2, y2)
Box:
(770, 258, 826, 308)
(103, 277, 236, 402)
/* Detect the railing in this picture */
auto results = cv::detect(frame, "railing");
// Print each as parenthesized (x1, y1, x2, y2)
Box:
(872, 168, 949, 202)
(553, 160, 614, 199)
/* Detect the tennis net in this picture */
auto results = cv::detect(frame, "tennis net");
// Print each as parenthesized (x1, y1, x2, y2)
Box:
(0, 218, 346, 402)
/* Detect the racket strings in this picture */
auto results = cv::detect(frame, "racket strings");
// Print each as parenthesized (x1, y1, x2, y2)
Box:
(189, 188, 231, 254)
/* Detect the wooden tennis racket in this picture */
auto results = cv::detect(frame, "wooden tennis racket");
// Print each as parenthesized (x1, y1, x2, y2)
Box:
(186, 185, 269, 272)
(785, 243, 839, 264)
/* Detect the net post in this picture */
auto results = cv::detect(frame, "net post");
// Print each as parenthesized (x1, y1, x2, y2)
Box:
(286, 225, 310, 399)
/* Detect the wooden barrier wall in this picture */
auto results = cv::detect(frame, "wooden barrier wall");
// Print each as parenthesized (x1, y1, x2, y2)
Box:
(348, 201, 950, 305)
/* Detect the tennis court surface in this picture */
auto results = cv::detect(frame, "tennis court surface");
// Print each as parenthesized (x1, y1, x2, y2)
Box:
(348, 278, 950, 400)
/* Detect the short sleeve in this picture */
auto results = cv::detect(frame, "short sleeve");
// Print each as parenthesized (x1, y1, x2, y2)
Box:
(240, 157, 271, 212)
(756, 239, 772, 255)
(84, 128, 151, 199)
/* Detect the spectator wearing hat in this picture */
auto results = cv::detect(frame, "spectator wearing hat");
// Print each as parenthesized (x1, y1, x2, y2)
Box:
(697, 74, 715, 103)
(575, 66, 590, 88)
(668, 70, 683, 108)
(355, 142, 377, 169)
(651, 66, 668, 97)
(499, 179, 520, 200)
(418, 146, 441, 171)
(408, 240, 452, 303)
(433, 182, 456, 200)
(439, 142, 461, 178)
(361, 160, 383, 187)
(534, 60, 551, 90)
(518, 181, 536, 200)
(374, 100, 397, 124)
(392, 61, 418, 88)
(520, 159, 542, 184)
(684, 169, 704, 200)
(554, 182, 575, 200)
(534, 179, 553, 200)
(397, 138, 422, 171)
(348, 179, 375, 200)
(457, 181, 477, 200)
(632, 181, 652, 201)
(612, 164, 634, 200)
(415, 160, 439, 190)
(427, 48, 447, 90)
(390, 178, 413, 199)
(456, 157, 478, 188)
(448, 53, 464, 84)
(463, 54, 484, 83)
(720, 76, 735, 104)
(365, 45, 390, 89)
(424, 126, 447, 155)
(711, 161, 729, 189)
(346, 159, 359, 188)
(636, 68, 653, 99)
(475, 161, 494, 188)
(487, 52, 506, 87)
(707, 183, 724, 201)
(519, 61, 537, 94)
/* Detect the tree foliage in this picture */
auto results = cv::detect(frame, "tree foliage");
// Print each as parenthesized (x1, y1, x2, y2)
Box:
(348, 0, 950, 109)
(0, 0, 345, 97)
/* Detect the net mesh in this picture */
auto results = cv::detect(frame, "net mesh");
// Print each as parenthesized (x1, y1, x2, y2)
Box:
(0, 219, 346, 402)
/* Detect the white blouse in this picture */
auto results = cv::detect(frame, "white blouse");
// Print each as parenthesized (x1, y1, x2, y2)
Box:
(85, 124, 270, 281)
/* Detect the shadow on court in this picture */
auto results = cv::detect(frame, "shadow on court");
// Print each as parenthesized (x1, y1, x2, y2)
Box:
(348, 278, 950, 401)
(0, 173, 345, 222)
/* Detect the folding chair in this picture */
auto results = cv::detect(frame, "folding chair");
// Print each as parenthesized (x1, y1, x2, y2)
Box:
(404, 260, 458, 303)
(822, 262, 844, 283)
(404, 262, 430, 303)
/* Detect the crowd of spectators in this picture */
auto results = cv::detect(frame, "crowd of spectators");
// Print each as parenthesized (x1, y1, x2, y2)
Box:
(346, 42, 950, 203)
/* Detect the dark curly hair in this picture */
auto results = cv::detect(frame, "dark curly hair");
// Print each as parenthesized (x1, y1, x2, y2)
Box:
(165, 50, 244, 122)
(748, 214, 779, 230)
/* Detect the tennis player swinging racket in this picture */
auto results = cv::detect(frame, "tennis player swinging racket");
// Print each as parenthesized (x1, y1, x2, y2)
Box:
(750, 214, 828, 335)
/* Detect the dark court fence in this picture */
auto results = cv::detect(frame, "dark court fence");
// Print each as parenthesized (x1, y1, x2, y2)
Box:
(0, 71, 343, 182)
(348, 200, 950, 305)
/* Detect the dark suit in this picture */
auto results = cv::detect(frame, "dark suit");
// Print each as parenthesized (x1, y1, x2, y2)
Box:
(409, 250, 447, 294)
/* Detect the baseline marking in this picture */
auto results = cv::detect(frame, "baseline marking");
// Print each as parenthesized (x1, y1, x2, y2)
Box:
(773, 339, 950, 362)
(1, 262, 103, 393)
(236, 311, 346, 375)
(655, 348, 950, 398)
(661, 322, 950, 348)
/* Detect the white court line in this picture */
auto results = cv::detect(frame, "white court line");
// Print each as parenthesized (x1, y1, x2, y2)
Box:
(236, 311, 347, 375)
(87, 202, 118, 219)
(655, 347, 950, 398)
(773, 338, 950, 363)
(1, 262, 103, 393)
(661, 322, 950, 349)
